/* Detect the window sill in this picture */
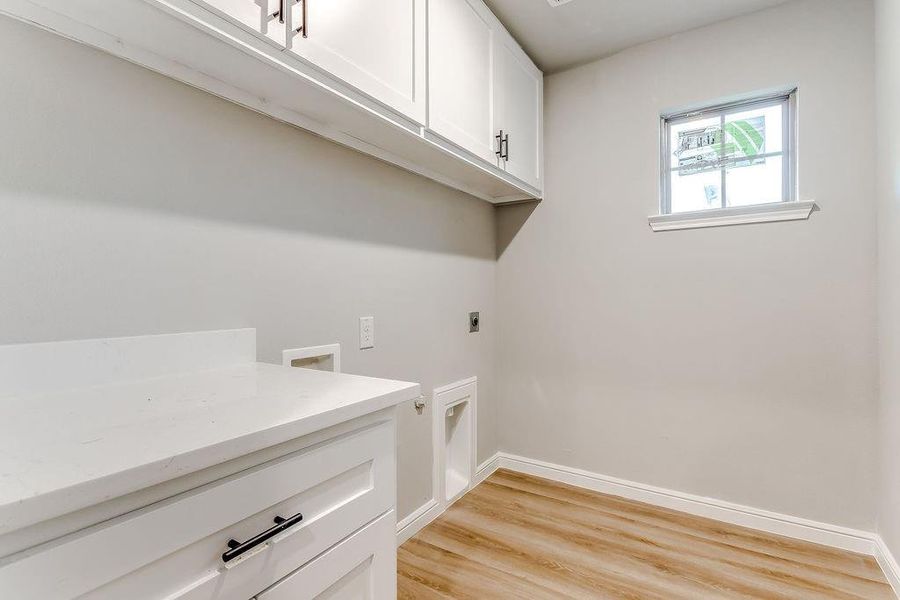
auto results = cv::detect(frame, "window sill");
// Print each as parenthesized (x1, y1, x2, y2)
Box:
(648, 201, 818, 232)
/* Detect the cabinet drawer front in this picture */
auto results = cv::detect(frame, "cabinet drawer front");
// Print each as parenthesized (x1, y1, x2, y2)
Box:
(0, 420, 396, 600)
(256, 510, 396, 600)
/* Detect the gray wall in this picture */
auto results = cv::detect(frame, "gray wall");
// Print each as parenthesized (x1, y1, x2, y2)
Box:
(876, 0, 900, 560)
(0, 16, 498, 521)
(496, 0, 879, 529)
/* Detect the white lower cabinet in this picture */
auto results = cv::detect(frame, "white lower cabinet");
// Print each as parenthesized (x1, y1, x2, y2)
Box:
(0, 418, 399, 600)
(255, 511, 396, 600)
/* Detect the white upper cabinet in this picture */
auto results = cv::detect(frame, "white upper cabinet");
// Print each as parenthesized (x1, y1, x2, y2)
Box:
(198, 0, 287, 46)
(428, 0, 496, 163)
(429, 0, 543, 190)
(8, 0, 541, 201)
(493, 34, 543, 189)
(286, 0, 427, 124)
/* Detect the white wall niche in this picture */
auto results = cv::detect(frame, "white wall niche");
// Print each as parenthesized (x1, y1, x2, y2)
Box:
(282, 343, 341, 373)
(433, 377, 478, 506)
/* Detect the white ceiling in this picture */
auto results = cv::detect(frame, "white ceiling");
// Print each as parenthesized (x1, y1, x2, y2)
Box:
(482, 0, 793, 73)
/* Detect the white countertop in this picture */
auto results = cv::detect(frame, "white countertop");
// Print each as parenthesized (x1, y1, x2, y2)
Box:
(0, 362, 419, 534)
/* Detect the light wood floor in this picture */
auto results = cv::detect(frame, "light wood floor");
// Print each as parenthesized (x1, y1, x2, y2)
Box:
(398, 470, 895, 600)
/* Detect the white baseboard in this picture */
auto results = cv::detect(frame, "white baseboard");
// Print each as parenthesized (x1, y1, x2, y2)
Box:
(396, 498, 441, 546)
(496, 453, 878, 556)
(875, 535, 900, 597)
(396, 455, 500, 546)
(473, 454, 500, 487)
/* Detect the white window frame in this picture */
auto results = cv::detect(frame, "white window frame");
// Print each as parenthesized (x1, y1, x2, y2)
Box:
(651, 89, 815, 231)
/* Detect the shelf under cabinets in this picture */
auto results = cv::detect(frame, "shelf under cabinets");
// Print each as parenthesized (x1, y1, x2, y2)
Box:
(1, 0, 542, 203)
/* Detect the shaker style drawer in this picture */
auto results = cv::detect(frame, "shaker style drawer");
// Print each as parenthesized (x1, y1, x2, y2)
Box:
(255, 510, 396, 600)
(0, 419, 396, 600)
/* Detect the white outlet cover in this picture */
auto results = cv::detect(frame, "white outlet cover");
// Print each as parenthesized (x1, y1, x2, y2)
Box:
(359, 316, 375, 350)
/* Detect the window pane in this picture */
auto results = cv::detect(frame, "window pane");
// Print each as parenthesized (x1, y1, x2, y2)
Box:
(661, 92, 793, 215)
(725, 155, 784, 207)
(669, 168, 722, 213)
(669, 116, 721, 171)
(723, 103, 783, 160)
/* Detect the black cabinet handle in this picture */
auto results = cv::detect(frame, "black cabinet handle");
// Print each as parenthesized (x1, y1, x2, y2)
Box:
(496, 131, 509, 161)
(222, 512, 304, 563)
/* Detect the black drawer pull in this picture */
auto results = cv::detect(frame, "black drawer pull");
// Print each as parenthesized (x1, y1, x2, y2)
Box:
(222, 512, 304, 563)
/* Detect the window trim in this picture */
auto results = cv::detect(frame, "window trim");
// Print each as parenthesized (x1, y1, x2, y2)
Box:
(648, 200, 817, 232)
(658, 89, 798, 216)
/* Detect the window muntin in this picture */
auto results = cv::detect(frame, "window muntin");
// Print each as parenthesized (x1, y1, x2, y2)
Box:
(661, 91, 796, 215)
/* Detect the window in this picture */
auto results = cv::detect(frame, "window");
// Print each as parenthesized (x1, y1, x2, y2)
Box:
(660, 90, 797, 216)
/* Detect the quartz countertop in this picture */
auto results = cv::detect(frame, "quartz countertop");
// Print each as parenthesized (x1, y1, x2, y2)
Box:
(0, 363, 419, 534)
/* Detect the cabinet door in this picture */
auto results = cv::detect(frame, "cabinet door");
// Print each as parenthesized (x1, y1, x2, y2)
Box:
(493, 35, 542, 189)
(287, 0, 426, 124)
(196, 0, 286, 47)
(428, 0, 496, 162)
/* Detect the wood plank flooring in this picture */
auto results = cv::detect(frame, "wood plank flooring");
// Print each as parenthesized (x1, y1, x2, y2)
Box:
(398, 469, 895, 599)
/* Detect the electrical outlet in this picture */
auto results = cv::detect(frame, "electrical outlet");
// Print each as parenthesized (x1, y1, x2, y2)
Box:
(359, 316, 375, 349)
(469, 312, 480, 333)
